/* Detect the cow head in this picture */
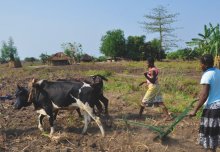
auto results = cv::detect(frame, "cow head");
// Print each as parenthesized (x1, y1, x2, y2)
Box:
(85, 75, 107, 93)
(14, 84, 30, 109)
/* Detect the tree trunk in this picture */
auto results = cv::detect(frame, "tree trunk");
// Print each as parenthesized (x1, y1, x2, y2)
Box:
(214, 56, 220, 69)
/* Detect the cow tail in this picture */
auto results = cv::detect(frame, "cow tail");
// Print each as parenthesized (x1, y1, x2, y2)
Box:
(77, 100, 105, 137)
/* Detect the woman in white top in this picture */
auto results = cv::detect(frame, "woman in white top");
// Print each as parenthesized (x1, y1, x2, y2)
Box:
(189, 54, 220, 152)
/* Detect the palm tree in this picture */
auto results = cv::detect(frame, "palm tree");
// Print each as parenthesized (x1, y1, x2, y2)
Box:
(209, 24, 220, 68)
(186, 24, 213, 55)
(209, 23, 220, 55)
(187, 23, 220, 68)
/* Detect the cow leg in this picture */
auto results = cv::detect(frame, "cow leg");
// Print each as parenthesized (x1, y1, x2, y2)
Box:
(38, 114, 45, 131)
(94, 100, 103, 116)
(77, 101, 105, 137)
(99, 94, 109, 115)
(76, 108, 83, 118)
(53, 110, 59, 120)
(85, 104, 104, 137)
(82, 111, 92, 134)
(44, 107, 55, 136)
(82, 112, 89, 134)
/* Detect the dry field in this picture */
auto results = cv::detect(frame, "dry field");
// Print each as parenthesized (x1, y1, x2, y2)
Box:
(0, 61, 215, 152)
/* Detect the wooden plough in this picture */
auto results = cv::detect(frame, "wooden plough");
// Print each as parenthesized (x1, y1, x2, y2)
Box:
(117, 99, 197, 140)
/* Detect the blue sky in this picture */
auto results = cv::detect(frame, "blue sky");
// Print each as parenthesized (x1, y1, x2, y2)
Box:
(0, 0, 220, 59)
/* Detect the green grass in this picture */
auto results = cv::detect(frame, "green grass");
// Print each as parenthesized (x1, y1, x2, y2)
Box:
(83, 69, 113, 77)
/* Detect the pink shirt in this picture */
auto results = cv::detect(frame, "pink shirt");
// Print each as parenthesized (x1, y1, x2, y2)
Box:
(146, 67, 159, 84)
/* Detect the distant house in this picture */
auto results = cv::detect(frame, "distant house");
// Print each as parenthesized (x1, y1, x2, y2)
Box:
(106, 57, 127, 62)
(80, 54, 93, 62)
(47, 52, 75, 66)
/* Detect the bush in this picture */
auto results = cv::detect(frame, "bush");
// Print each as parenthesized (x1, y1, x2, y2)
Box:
(0, 58, 7, 64)
(167, 48, 199, 60)
(24, 57, 38, 62)
(95, 56, 107, 62)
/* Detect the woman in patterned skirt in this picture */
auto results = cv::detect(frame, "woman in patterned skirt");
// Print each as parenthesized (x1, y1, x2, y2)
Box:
(189, 54, 220, 152)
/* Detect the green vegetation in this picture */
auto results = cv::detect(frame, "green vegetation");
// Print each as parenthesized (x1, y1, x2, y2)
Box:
(0, 37, 20, 62)
(100, 29, 166, 61)
(84, 61, 200, 113)
(187, 23, 220, 56)
(166, 48, 199, 60)
(39, 53, 50, 64)
(62, 42, 83, 62)
(100, 29, 126, 59)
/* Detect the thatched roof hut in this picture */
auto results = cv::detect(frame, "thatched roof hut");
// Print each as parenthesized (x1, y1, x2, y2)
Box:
(47, 52, 75, 66)
(80, 54, 93, 62)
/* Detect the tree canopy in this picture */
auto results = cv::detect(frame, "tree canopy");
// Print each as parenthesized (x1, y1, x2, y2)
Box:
(39, 53, 50, 64)
(100, 29, 126, 59)
(126, 35, 146, 60)
(62, 42, 83, 62)
(24, 57, 38, 62)
(0, 37, 19, 62)
(99, 29, 163, 61)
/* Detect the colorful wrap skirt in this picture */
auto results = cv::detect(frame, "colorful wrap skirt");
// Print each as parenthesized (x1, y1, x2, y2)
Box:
(141, 83, 163, 107)
(199, 102, 220, 149)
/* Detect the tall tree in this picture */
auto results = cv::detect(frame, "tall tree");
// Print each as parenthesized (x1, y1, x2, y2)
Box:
(61, 42, 83, 62)
(210, 23, 220, 56)
(39, 53, 50, 64)
(141, 5, 179, 60)
(149, 39, 164, 59)
(0, 37, 19, 61)
(126, 35, 146, 60)
(138, 39, 162, 60)
(186, 24, 213, 55)
(100, 29, 126, 59)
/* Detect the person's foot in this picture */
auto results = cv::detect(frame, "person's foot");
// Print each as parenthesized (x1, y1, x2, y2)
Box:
(138, 106, 145, 118)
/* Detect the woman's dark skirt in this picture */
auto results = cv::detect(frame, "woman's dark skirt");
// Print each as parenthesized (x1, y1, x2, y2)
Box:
(199, 108, 220, 149)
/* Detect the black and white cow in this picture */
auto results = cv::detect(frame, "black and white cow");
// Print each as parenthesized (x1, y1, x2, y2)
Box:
(58, 74, 109, 115)
(14, 85, 83, 118)
(14, 79, 105, 137)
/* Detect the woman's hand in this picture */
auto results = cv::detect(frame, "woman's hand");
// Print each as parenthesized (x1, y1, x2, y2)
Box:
(144, 72, 148, 77)
(139, 81, 146, 86)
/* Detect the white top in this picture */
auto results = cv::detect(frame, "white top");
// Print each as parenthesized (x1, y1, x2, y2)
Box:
(200, 67, 220, 107)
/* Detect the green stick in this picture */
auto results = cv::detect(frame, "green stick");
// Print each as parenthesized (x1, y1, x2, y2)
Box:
(117, 99, 197, 139)
(158, 99, 197, 139)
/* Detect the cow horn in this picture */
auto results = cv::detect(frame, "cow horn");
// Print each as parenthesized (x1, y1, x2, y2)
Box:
(29, 78, 38, 88)
(32, 78, 38, 84)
